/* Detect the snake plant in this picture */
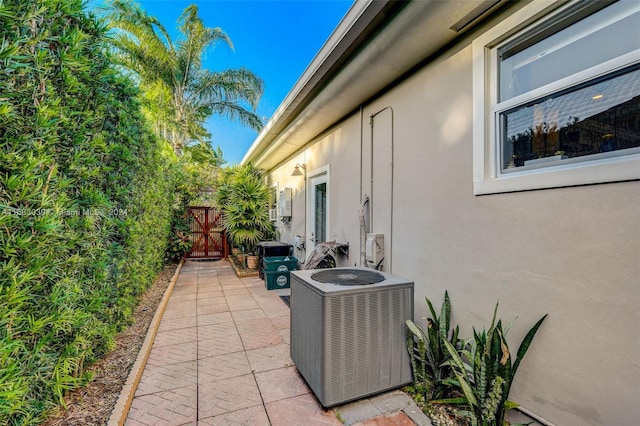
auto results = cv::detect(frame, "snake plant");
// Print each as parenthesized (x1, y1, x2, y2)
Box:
(442, 302, 547, 426)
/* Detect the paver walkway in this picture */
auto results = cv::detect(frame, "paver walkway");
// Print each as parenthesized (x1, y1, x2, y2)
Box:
(123, 260, 426, 426)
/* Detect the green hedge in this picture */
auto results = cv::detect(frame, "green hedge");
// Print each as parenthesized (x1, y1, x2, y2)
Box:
(0, 0, 177, 423)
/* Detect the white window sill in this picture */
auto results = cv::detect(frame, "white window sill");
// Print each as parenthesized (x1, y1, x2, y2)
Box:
(474, 153, 640, 195)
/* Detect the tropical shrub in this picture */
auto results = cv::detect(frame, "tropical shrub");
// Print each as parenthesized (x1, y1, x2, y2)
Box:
(215, 164, 274, 254)
(0, 0, 175, 422)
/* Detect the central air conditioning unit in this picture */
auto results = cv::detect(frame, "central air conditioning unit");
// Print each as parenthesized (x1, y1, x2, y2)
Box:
(290, 267, 414, 407)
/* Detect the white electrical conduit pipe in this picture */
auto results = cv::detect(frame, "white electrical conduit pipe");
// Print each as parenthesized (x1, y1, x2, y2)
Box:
(368, 106, 394, 272)
(359, 195, 370, 266)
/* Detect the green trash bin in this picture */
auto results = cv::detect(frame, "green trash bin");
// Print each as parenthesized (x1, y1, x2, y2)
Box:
(263, 256, 298, 273)
(264, 270, 291, 290)
(263, 256, 297, 290)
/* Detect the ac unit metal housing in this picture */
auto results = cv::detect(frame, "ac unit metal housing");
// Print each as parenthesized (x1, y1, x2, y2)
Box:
(290, 267, 414, 407)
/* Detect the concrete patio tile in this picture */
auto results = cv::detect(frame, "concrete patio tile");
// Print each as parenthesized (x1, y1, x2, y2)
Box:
(196, 296, 227, 308)
(173, 283, 198, 292)
(265, 393, 341, 426)
(135, 360, 197, 396)
(169, 292, 197, 301)
(157, 314, 197, 332)
(197, 278, 220, 285)
(197, 283, 223, 292)
(161, 309, 197, 321)
(198, 351, 252, 383)
(197, 282, 223, 291)
(248, 284, 270, 294)
(198, 374, 263, 419)
(198, 405, 270, 425)
(230, 308, 266, 322)
(354, 411, 416, 426)
(241, 277, 264, 285)
(226, 297, 260, 311)
(175, 276, 198, 283)
(197, 290, 224, 299)
(198, 335, 245, 359)
(335, 398, 382, 425)
(368, 390, 413, 413)
(165, 300, 197, 311)
(153, 327, 198, 347)
(270, 314, 290, 330)
(220, 286, 246, 293)
(245, 344, 293, 373)
(161, 310, 197, 322)
(198, 303, 230, 315)
(235, 318, 283, 350)
(402, 403, 433, 426)
(251, 294, 277, 306)
(253, 297, 290, 316)
(146, 340, 197, 367)
(168, 291, 197, 301)
(279, 328, 290, 344)
(197, 322, 240, 341)
(254, 366, 310, 403)
(125, 384, 197, 426)
(197, 311, 233, 326)
(222, 288, 252, 296)
(218, 275, 240, 281)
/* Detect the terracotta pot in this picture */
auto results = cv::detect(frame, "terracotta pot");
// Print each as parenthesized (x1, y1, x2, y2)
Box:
(246, 255, 259, 269)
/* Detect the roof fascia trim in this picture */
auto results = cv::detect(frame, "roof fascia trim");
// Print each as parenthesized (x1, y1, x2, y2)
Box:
(241, 0, 404, 165)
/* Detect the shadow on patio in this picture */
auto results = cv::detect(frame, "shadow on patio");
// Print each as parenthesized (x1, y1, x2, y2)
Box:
(118, 259, 428, 426)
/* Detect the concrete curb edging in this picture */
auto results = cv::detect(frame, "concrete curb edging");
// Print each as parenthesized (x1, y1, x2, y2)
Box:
(107, 258, 185, 426)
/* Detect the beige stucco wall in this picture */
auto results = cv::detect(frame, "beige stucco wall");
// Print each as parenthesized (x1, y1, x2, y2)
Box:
(267, 42, 640, 425)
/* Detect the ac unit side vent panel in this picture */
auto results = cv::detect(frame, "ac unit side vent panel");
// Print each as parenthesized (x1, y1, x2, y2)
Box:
(290, 276, 323, 392)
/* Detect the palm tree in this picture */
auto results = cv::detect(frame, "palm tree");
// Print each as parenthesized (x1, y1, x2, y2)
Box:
(105, 1, 264, 154)
(216, 164, 274, 254)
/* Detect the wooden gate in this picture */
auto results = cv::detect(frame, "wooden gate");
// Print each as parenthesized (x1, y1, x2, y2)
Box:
(186, 207, 228, 259)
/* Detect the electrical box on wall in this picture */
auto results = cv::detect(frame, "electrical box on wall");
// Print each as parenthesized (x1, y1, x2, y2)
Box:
(365, 234, 384, 267)
(279, 187, 292, 217)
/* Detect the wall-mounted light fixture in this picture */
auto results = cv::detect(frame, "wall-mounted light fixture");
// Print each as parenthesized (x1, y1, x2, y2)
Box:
(291, 163, 306, 176)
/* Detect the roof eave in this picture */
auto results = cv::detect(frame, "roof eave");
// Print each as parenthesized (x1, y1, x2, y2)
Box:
(242, 0, 510, 170)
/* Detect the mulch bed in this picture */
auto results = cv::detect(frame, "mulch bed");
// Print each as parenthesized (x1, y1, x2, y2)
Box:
(228, 254, 260, 278)
(43, 262, 179, 426)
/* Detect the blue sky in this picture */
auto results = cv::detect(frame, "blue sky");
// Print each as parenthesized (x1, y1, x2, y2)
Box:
(105, 0, 354, 164)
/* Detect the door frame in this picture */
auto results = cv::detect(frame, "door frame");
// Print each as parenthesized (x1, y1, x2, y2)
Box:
(306, 165, 330, 254)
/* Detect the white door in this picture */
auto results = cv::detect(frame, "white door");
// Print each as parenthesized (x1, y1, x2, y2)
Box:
(307, 167, 329, 253)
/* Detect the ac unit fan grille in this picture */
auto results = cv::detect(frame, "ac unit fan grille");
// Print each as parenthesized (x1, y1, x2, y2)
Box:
(311, 269, 385, 285)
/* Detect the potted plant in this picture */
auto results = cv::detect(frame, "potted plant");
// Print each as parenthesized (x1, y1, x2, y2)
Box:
(216, 164, 274, 270)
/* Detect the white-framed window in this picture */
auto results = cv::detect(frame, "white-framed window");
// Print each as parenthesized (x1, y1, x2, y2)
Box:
(473, 0, 640, 195)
